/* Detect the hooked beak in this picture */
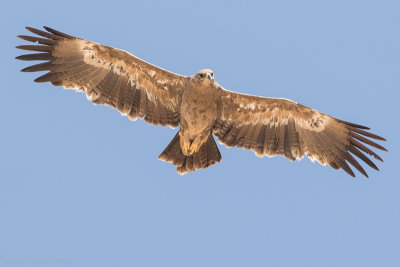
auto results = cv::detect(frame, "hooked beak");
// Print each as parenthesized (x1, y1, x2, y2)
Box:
(207, 73, 212, 80)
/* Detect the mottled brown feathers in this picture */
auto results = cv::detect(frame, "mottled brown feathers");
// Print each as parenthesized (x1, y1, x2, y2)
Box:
(17, 26, 387, 177)
(213, 89, 387, 178)
(16, 26, 184, 128)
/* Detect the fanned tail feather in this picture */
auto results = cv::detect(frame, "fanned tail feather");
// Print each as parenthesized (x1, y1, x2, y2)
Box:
(158, 133, 222, 174)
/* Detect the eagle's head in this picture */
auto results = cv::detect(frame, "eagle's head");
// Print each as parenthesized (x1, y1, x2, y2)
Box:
(195, 69, 214, 82)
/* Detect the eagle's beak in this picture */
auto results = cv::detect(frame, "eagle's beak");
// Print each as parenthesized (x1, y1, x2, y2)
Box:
(207, 73, 212, 80)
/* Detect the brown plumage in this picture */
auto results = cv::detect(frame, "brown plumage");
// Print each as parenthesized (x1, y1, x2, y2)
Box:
(16, 26, 387, 177)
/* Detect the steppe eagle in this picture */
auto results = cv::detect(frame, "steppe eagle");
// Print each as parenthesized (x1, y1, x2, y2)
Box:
(16, 26, 387, 177)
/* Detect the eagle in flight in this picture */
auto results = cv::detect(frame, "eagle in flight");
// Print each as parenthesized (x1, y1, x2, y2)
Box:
(16, 26, 387, 177)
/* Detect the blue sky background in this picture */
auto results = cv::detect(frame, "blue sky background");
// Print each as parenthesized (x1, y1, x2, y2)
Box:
(1, 0, 399, 266)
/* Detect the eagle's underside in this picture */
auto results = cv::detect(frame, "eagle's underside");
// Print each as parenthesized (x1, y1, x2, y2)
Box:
(16, 26, 387, 177)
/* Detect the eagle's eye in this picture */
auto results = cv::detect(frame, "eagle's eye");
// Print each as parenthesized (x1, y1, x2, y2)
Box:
(199, 73, 205, 78)
(211, 73, 214, 77)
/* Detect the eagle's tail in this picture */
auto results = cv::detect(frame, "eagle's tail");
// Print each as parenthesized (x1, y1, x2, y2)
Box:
(158, 132, 222, 175)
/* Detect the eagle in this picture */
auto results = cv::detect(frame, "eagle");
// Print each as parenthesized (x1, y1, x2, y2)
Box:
(16, 26, 387, 177)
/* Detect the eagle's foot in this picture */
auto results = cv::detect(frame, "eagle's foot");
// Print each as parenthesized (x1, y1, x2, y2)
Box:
(181, 143, 200, 156)
(188, 142, 200, 155)
(188, 135, 209, 155)
(180, 138, 203, 156)
(179, 132, 210, 156)
(180, 135, 192, 156)
(182, 145, 192, 156)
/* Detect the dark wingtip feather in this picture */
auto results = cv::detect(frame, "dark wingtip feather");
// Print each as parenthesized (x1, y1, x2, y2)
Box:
(15, 53, 53, 61)
(347, 171, 356, 178)
(21, 62, 52, 72)
(350, 138, 384, 162)
(17, 35, 28, 40)
(34, 72, 52, 83)
(340, 160, 356, 178)
(25, 27, 41, 35)
(16, 45, 52, 52)
(346, 153, 369, 178)
(43, 26, 74, 39)
(337, 119, 370, 130)
(349, 146, 380, 171)
(17, 35, 58, 46)
(349, 126, 387, 141)
(351, 132, 387, 152)
(25, 26, 61, 40)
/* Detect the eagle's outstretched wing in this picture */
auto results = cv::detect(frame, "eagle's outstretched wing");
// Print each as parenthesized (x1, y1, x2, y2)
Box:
(16, 26, 188, 127)
(213, 88, 387, 177)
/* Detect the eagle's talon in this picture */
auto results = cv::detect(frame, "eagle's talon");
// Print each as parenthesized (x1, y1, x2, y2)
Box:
(189, 143, 200, 154)
(182, 142, 192, 156)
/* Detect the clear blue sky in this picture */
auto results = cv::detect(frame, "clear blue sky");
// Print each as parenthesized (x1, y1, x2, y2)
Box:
(1, 0, 399, 266)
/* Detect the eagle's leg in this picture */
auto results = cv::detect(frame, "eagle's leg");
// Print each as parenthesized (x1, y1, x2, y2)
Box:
(188, 133, 209, 155)
(179, 131, 209, 156)
(179, 131, 192, 156)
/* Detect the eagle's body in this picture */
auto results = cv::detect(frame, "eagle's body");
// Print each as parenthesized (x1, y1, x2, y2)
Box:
(180, 73, 219, 155)
(16, 26, 387, 177)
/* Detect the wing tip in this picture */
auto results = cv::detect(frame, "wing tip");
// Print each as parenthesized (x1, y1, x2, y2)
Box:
(34, 73, 51, 83)
(374, 155, 384, 162)
(337, 119, 370, 130)
(42, 26, 53, 32)
(43, 25, 74, 39)
(348, 171, 356, 178)
(15, 55, 25, 60)
(20, 66, 30, 72)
